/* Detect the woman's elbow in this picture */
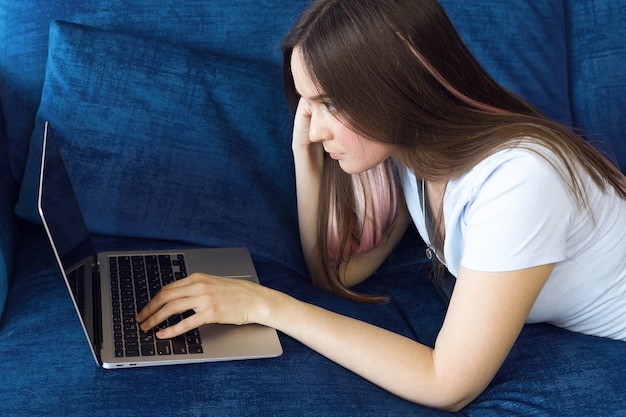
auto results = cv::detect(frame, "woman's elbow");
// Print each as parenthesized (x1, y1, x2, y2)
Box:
(440, 397, 475, 413)
(405, 378, 485, 412)
(422, 391, 478, 413)
(408, 393, 477, 413)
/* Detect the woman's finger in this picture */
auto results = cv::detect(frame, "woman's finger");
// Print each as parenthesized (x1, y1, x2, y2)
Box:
(154, 307, 207, 339)
(136, 277, 202, 328)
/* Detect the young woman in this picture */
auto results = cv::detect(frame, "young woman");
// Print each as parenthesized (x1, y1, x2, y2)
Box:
(137, 0, 626, 411)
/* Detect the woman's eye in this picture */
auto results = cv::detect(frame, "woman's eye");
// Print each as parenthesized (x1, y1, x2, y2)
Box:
(322, 101, 337, 112)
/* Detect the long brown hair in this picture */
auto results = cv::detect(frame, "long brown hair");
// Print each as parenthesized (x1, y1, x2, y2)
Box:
(282, 0, 626, 301)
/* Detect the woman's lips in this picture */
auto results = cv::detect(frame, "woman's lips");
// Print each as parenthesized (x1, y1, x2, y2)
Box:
(325, 149, 342, 159)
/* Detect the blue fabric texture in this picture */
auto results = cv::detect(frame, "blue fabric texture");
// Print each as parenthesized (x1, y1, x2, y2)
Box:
(565, 0, 626, 170)
(0, 0, 311, 184)
(439, 0, 571, 127)
(15, 21, 304, 272)
(0, 103, 16, 319)
(1, 228, 625, 416)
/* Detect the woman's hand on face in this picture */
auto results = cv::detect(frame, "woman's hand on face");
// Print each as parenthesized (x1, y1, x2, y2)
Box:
(293, 97, 315, 148)
(136, 273, 262, 339)
(292, 97, 324, 173)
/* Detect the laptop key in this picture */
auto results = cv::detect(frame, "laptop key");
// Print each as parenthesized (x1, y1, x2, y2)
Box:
(171, 336, 188, 355)
(156, 341, 172, 356)
(161, 273, 175, 285)
(186, 336, 202, 347)
(141, 344, 156, 356)
(125, 340, 138, 349)
(125, 348, 140, 357)
(189, 345, 204, 354)
(139, 332, 154, 344)
(124, 322, 137, 331)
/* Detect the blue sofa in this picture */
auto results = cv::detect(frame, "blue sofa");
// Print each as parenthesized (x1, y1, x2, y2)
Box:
(1, 1, 625, 415)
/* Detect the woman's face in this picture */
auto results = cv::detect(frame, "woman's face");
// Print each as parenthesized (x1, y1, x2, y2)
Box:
(291, 47, 394, 175)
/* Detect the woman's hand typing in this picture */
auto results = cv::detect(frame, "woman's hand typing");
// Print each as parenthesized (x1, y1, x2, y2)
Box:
(136, 273, 267, 339)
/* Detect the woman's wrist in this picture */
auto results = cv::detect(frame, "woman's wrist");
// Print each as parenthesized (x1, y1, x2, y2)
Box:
(293, 141, 324, 173)
(253, 285, 297, 331)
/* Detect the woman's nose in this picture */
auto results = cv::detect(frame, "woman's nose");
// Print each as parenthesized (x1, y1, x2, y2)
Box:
(308, 112, 331, 143)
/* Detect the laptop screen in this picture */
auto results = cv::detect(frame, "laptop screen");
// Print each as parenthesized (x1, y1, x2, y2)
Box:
(37, 121, 100, 357)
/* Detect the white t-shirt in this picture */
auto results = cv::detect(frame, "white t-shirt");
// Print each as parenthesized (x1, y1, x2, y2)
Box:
(400, 145, 626, 341)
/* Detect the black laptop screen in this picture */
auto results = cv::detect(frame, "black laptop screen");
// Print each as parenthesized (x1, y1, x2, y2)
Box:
(38, 122, 99, 351)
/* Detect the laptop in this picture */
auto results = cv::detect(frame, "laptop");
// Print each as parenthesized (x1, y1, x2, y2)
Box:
(37, 121, 282, 369)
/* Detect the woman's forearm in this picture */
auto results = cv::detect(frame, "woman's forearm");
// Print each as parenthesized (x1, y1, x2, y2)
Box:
(255, 286, 471, 411)
(292, 141, 328, 288)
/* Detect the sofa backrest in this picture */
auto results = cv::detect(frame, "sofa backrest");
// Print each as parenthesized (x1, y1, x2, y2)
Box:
(2, 1, 625, 181)
(0, 0, 312, 185)
(0, 99, 17, 317)
(564, 0, 626, 169)
(0, 0, 624, 272)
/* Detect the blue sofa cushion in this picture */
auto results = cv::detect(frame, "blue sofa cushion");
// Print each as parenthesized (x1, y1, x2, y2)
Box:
(0, 0, 311, 185)
(3, 228, 625, 416)
(0, 102, 17, 320)
(565, 0, 626, 171)
(15, 21, 304, 272)
(439, 0, 571, 126)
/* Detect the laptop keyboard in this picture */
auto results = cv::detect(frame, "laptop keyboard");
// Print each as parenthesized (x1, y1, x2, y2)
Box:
(109, 254, 204, 358)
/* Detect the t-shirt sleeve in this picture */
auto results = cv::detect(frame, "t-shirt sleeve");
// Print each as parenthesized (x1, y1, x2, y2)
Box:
(459, 151, 574, 272)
